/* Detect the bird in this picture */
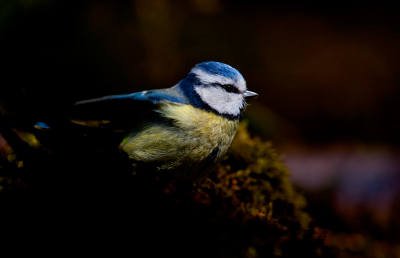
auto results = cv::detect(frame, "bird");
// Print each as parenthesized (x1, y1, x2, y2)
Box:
(38, 61, 258, 182)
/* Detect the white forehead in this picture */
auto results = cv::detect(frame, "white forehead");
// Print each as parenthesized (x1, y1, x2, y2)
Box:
(191, 68, 247, 92)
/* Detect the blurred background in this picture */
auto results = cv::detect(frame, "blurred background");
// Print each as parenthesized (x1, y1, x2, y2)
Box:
(1, 0, 400, 255)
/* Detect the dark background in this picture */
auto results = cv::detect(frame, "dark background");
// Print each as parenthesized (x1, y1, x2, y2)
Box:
(1, 0, 400, 252)
(2, 1, 400, 146)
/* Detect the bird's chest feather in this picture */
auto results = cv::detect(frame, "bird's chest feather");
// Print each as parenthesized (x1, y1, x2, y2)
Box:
(121, 103, 238, 178)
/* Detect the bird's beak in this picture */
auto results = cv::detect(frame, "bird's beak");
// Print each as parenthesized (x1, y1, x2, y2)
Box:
(243, 90, 258, 99)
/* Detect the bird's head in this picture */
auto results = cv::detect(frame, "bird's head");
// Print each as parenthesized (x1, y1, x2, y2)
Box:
(178, 61, 257, 120)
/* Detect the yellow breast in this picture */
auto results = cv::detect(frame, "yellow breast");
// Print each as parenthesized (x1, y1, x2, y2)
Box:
(121, 103, 238, 181)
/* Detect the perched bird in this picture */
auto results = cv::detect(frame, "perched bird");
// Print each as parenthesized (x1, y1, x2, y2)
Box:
(41, 61, 257, 182)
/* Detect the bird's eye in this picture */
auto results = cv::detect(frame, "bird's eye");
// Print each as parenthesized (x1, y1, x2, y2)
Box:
(223, 85, 235, 93)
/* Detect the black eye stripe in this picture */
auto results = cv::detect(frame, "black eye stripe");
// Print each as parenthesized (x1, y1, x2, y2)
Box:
(211, 83, 239, 94)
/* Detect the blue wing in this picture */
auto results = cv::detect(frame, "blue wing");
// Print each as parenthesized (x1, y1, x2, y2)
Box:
(68, 87, 188, 127)
(74, 88, 187, 107)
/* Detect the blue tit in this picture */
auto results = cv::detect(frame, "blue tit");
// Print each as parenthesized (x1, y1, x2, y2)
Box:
(45, 61, 258, 182)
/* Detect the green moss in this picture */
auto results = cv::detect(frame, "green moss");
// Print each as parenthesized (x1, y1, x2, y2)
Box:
(191, 122, 325, 257)
(211, 122, 310, 227)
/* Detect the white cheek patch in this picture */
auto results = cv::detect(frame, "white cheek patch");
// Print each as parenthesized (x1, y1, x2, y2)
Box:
(194, 86, 245, 116)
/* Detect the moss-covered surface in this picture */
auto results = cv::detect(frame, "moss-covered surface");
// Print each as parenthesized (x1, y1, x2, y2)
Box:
(0, 121, 335, 257)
